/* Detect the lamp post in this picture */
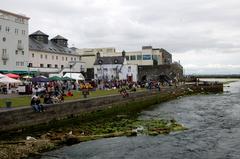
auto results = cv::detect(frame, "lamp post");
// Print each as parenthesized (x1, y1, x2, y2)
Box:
(27, 62, 31, 77)
(70, 64, 72, 79)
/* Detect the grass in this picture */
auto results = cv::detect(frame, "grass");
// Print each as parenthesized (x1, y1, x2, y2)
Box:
(0, 88, 144, 108)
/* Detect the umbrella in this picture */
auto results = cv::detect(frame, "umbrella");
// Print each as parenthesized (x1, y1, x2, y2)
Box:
(22, 75, 32, 79)
(0, 76, 22, 84)
(5, 73, 20, 79)
(31, 76, 49, 83)
(49, 76, 62, 81)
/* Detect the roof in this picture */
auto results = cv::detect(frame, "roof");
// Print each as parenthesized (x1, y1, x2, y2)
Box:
(29, 36, 77, 55)
(30, 30, 48, 36)
(94, 56, 125, 65)
(52, 35, 67, 40)
(0, 9, 30, 20)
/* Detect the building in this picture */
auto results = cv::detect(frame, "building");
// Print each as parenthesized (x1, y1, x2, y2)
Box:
(115, 46, 172, 66)
(93, 52, 138, 82)
(77, 46, 174, 79)
(28, 30, 85, 76)
(0, 9, 30, 74)
(77, 46, 172, 67)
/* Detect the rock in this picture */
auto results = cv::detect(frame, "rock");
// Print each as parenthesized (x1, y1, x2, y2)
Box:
(26, 136, 37, 141)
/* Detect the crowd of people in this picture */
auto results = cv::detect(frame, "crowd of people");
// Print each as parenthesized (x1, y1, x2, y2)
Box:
(28, 78, 173, 112)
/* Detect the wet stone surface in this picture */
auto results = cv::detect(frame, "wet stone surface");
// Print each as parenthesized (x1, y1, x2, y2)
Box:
(40, 81, 240, 159)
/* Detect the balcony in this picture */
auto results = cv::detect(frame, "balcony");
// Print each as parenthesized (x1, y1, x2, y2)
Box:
(2, 53, 9, 60)
(17, 43, 24, 50)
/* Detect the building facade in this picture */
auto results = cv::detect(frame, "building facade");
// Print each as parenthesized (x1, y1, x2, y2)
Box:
(93, 53, 138, 82)
(77, 46, 172, 68)
(28, 31, 85, 76)
(0, 9, 29, 73)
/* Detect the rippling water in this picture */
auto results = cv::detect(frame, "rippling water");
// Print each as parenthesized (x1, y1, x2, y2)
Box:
(40, 80, 240, 159)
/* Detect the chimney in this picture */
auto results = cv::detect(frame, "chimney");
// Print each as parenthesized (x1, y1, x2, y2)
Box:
(96, 52, 101, 58)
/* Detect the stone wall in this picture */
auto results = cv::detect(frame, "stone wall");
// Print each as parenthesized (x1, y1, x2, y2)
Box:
(0, 84, 223, 132)
(138, 63, 184, 81)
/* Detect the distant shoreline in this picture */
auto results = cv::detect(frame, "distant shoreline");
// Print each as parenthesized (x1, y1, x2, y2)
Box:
(188, 75, 240, 78)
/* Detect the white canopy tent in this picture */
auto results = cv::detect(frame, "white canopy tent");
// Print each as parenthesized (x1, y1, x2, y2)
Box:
(0, 73, 5, 78)
(63, 73, 85, 81)
(0, 76, 22, 84)
(0, 75, 22, 94)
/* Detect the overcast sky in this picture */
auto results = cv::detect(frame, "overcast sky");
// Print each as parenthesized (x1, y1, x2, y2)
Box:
(1, 0, 240, 74)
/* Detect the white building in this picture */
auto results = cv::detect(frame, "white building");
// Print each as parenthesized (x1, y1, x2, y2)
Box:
(77, 47, 116, 69)
(77, 46, 172, 69)
(0, 9, 29, 74)
(28, 31, 85, 76)
(93, 53, 138, 82)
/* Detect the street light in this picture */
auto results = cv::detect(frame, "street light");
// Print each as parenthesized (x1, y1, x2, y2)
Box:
(70, 64, 72, 79)
(27, 63, 32, 76)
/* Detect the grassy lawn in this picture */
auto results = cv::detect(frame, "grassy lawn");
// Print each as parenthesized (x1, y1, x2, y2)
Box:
(0, 88, 141, 108)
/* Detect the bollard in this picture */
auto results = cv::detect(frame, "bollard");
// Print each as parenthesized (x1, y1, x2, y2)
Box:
(5, 100, 12, 108)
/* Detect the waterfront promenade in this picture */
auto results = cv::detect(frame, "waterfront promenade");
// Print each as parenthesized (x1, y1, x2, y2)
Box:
(0, 83, 223, 132)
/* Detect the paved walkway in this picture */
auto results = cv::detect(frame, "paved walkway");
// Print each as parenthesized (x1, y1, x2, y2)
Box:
(0, 93, 30, 99)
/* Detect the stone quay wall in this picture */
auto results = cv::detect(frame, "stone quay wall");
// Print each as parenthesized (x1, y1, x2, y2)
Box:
(0, 84, 223, 132)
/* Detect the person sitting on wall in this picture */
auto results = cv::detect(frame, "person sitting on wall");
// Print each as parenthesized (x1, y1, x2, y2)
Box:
(31, 95, 44, 112)
(119, 88, 129, 98)
(66, 89, 73, 97)
(43, 93, 53, 104)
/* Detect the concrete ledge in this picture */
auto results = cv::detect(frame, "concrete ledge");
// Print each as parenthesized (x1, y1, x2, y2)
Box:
(0, 84, 223, 132)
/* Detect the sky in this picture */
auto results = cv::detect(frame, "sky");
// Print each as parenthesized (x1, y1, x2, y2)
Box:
(1, 0, 240, 74)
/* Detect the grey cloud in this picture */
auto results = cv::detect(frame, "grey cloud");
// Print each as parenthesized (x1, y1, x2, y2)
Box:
(1, 0, 240, 74)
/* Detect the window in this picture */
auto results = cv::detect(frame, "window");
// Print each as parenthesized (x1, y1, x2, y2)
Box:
(126, 56, 129, 61)
(2, 49, 7, 55)
(143, 55, 152, 60)
(71, 57, 73, 61)
(55, 64, 58, 68)
(15, 50, 18, 55)
(2, 37, 6, 42)
(65, 57, 68, 61)
(128, 66, 131, 72)
(0, 25, 1, 31)
(40, 64, 44, 67)
(18, 40, 22, 44)
(22, 30, 25, 35)
(137, 55, 142, 60)
(45, 55, 47, 59)
(40, 54, 43, 59)
(28, 63, 33, 67)
(52, 55, 54, 60)
(16, 62, 19, 66)
(79, 57, 81, 60)
(62, 57, 64, 61)
(47, 64, 51, 68)
(130, 55, 136, 60)
(152, 55, 158, 60)
(56, 56, 58, 60)
(32, 53, 34, 58)
(74, 58, 76, 61)
(61, 65, 64, 69)
(3, 61, 6, 65)
(5, 26, 10, 32)
(80, 65, 84, 72)
(22, 50, 24, 55)
(16, 61, 24, 66)
(15, 29, 18, 34)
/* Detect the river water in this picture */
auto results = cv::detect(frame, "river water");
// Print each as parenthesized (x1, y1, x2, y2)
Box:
(41, 80, 240, 159)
